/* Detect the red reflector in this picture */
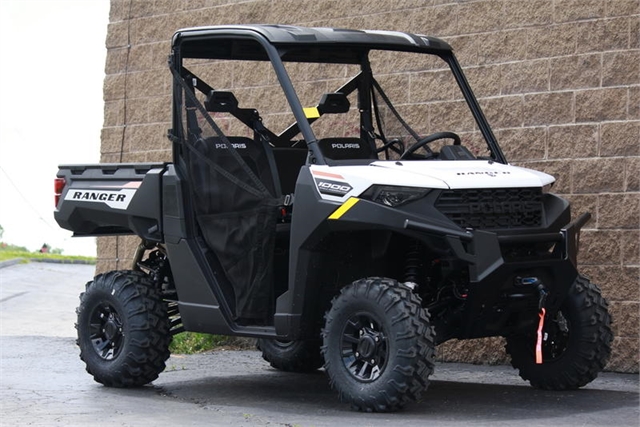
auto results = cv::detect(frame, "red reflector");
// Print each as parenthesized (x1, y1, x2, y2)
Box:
(54, 178, 66, 193)
(54, 177, 66, 207)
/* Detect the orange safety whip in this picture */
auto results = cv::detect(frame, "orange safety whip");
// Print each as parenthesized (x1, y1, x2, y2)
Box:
(535, 307, 546, 364)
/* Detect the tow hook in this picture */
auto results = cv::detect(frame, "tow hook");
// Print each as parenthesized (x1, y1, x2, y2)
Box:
(516, 276, 540, 287)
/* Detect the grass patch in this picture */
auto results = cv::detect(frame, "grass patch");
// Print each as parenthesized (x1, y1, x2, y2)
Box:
(170, 332, 255, 354)
(170, 332, 231, 354)
(0, 248, 95, 264)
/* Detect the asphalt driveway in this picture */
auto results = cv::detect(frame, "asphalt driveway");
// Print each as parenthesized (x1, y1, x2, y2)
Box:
(1, 262, 638, 426)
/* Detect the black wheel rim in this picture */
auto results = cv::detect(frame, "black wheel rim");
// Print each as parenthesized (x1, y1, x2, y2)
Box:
(340, 312, 388, 382)
(542, 310, 571, 361)
(88, 302, 124, 360)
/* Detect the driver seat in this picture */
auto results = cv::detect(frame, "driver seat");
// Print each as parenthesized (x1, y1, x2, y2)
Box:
(317, 137, 377, 161)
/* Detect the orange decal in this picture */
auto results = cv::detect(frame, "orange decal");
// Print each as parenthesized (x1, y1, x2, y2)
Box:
(99, 181, 142, 189)
(535, 308, 546, 364)
(122, 181, 142, 188)
(311, 170, 344, 180)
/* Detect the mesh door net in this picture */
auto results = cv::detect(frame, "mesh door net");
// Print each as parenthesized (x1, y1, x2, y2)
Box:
(176, 74, 279, 322)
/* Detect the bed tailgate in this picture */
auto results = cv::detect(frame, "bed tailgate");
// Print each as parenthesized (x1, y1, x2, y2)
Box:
(54, 163, 167, 241)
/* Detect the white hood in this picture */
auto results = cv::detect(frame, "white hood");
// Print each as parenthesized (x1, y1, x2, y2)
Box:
(310, 160, 555, 202)
(369, 160, 555, 189)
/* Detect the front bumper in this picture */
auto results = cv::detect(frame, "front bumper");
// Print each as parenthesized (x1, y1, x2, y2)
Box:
(405, 212, 591, 339)
(404, 211, 590, 282)
(328, 194, 589, 339)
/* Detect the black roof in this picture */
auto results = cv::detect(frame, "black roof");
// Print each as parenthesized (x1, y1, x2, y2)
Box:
(172, 24, 453, 63)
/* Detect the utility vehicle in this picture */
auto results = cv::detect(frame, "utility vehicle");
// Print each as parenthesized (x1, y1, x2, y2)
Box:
(54, 25, 612, 412)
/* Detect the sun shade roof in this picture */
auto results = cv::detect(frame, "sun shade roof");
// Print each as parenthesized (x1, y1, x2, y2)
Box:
(172, 24, 453, 63)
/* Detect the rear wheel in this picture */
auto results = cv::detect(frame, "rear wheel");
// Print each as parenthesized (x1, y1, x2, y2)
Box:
(322, 277, 435, 412)
(257, 338, 323, 372)
(76, 270, 171, 387)
(506, 275, 612, 390)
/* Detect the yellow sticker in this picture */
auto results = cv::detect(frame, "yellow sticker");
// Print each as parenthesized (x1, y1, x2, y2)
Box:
(303, 107, 320, 119)
(328, 198, 359, 220)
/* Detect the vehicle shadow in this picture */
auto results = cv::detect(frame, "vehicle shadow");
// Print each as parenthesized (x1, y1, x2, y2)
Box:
(144, 367, 639, 424)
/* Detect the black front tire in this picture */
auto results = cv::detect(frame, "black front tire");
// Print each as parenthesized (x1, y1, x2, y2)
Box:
(76, 270, 171, 387)
(257, 338, 323, 372)
(506, 275, 612, 390)
(322, 277, 435, 412)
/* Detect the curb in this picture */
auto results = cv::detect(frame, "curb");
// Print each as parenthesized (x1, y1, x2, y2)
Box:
(29, 258, 95, 265)
(0, 258, 25, 269)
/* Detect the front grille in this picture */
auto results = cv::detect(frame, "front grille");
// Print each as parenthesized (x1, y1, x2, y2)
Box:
(435, 188, 543, 229)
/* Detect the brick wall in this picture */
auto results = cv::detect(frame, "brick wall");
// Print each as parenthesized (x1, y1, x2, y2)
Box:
(100, 0, 639, 372)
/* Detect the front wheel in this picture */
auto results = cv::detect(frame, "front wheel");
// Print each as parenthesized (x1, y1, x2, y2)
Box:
(505, 275, 612, 390)
(322, 277, 435, 412)
(76, 270, 171, 387)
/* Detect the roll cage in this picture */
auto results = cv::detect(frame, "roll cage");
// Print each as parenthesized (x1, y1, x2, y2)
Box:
(168, 24, 507, 166)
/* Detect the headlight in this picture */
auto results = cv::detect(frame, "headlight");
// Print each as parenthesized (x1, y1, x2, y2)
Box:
(541, 183, 554, 194)
(361, 185, 430, 207)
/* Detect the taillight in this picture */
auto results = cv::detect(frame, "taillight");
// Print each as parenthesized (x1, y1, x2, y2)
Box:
(54, 177, 66, 207)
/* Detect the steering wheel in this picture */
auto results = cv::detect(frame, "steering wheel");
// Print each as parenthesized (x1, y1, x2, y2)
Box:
(400, 131, 461, 160)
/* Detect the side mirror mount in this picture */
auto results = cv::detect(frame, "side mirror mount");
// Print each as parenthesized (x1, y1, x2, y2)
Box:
(317, 92, 350, 114)
(205, 90, 239, 113)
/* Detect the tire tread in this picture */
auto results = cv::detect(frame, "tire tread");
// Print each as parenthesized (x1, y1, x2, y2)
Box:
(76, 270, 171, 388)
(322, 277, 435, 412)
(506, 275, 612, 390)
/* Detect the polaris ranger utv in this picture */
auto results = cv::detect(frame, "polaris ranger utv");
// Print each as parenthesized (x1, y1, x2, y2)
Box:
(54, 25, 612, 412)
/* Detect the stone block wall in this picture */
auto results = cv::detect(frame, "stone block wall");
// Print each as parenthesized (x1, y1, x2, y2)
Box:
(99, 0, 639, 372)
